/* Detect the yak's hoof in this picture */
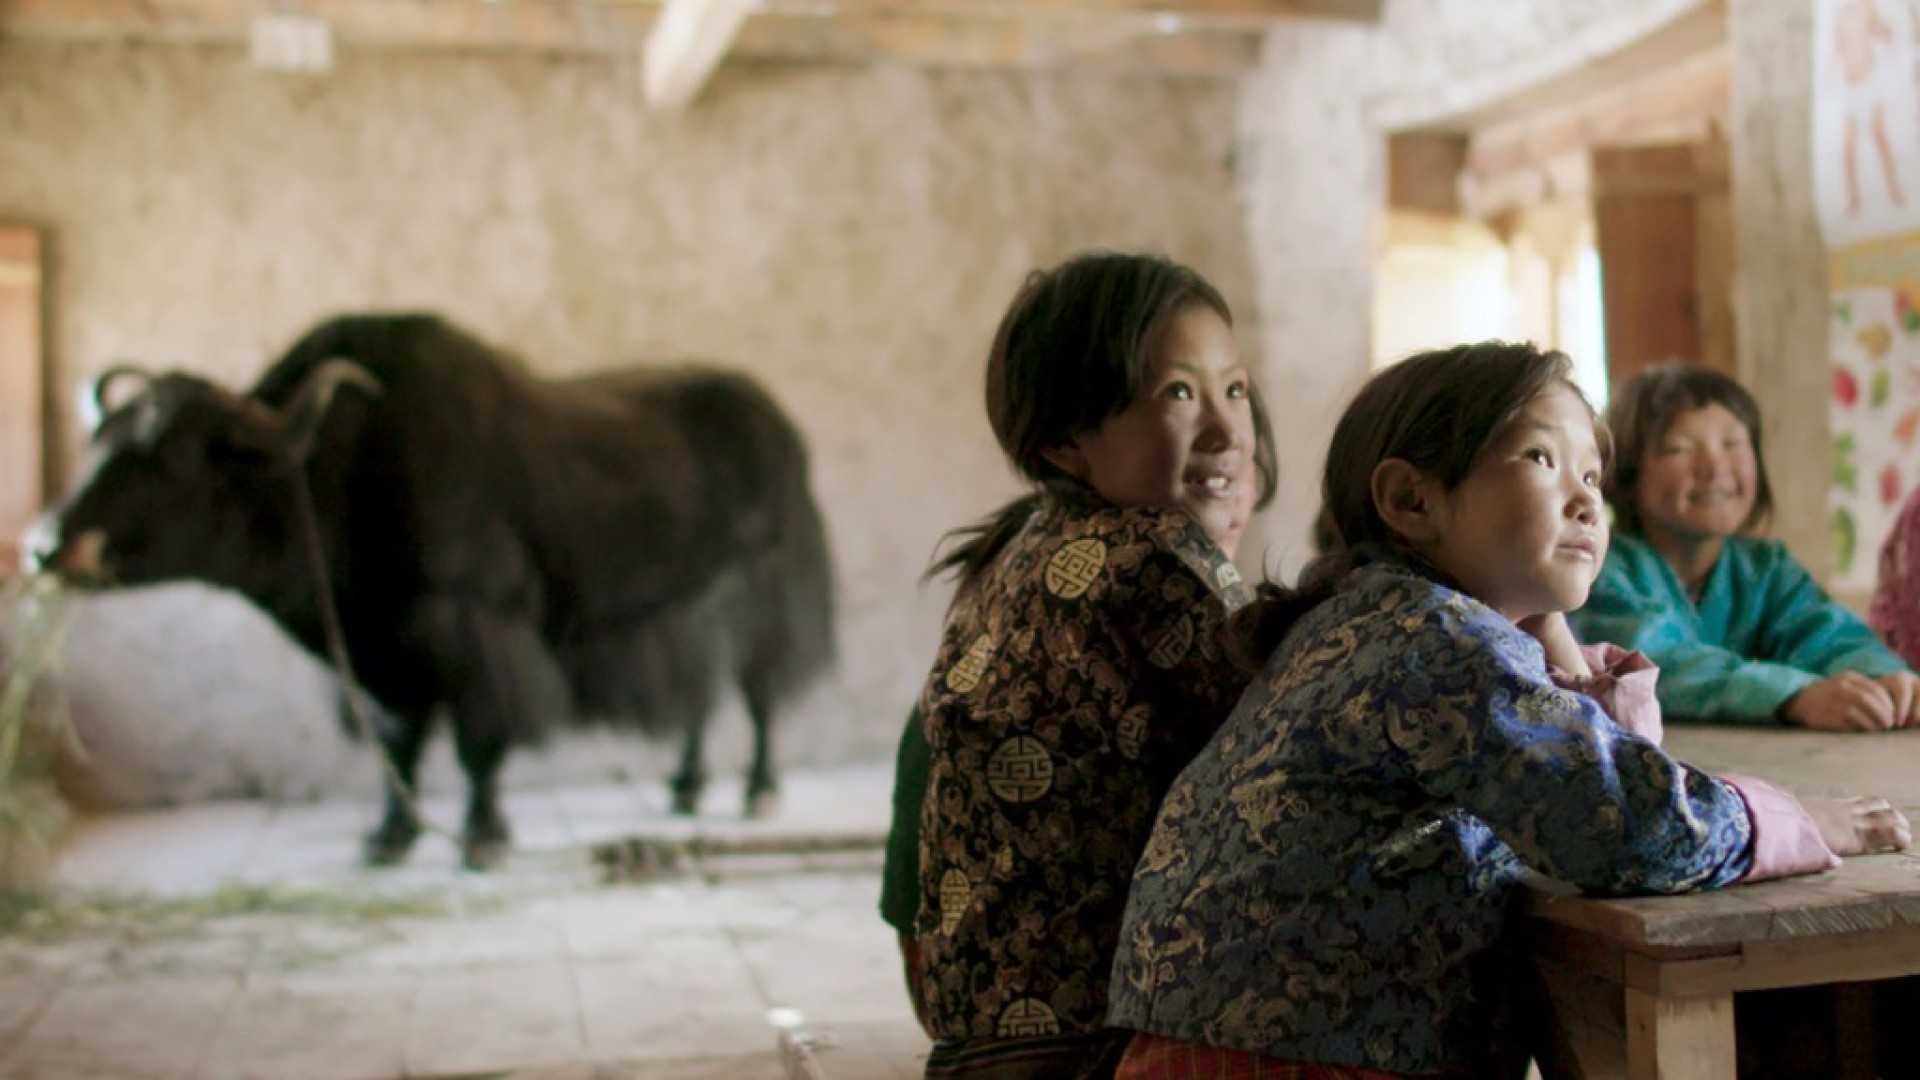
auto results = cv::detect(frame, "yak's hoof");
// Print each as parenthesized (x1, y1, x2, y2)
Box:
(362, 821, 420, 867)
(461, 815, 511, 872)
(745, 786, 780, 820)
(462, 834, 510, 872)
(669, 781, 702, 817)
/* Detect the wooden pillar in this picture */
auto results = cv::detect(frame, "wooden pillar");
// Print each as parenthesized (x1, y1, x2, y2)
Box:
(0, 227, 43, 577)
(1692, 136, 1735, 380)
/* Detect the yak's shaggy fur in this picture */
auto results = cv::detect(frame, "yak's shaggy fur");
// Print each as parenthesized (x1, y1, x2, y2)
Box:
(44, 314, 836, 868)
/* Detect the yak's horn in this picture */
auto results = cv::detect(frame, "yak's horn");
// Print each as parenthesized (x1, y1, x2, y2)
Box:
(86, 365, 153, 430)
(271, 358, 383, 465)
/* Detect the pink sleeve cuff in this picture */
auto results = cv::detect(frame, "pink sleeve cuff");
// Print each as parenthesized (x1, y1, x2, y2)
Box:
(1720, 773, 1841, 882)
(1551, 643, 1662, 746)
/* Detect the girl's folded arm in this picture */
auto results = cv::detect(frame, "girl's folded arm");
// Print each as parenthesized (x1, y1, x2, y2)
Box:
(1399, 612, 1759, 895)
(1554, 641, 1837, 880)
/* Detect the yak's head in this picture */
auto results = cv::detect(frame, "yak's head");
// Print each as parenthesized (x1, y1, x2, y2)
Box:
(33, 360, 381, 593)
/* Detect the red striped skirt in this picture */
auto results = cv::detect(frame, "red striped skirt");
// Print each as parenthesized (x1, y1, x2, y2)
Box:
(1115, 1032, 1418, 1080)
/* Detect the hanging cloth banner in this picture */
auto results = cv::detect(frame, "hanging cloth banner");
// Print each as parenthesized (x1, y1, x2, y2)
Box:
(1816, 0, 1920, 587)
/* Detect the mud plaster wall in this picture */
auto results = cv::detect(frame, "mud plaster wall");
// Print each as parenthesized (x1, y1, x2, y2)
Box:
(0, 41, 1256, 779)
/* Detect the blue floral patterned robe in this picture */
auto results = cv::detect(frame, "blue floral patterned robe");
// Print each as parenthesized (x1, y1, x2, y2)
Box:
(1108, 558, 1757, 1077)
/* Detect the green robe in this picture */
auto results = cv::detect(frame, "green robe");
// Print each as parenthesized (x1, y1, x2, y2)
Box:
(878, 704, 928, 934)
(1570, 533, 1909, 723)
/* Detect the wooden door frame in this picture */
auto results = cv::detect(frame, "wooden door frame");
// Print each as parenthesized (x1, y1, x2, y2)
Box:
(0, 226, 44, 577)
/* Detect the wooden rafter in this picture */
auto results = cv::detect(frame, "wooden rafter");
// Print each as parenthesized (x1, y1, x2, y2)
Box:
(1468, 49, 1729, 169)
(806, 14, 1263, 74)
(0, 0, 1375, 76)
(731, 0, 1381, 31)
(0, 0, 654, 49)
(643, 0, 752, 111)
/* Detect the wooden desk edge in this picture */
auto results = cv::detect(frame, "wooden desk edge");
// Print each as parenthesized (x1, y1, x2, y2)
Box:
(1530, 913, 1920, 997)
(1524, 852, 1920, 950)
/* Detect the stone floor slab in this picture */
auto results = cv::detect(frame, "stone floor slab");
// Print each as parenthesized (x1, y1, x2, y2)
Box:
(0, 972, 238, 1077)
(406, 961, 585, 1077)
(5, 763, 919, 1078)
(425, 906, 571, 969)
(53, 803, 270, 894)
(197, 969, 416, 1080)
(571, 955, 772, 1062)
(498, 1050, 788, 1078)
(0, 960, 62, 1045)
(550, 884, 729, 961)
(781, 1017, 929, 1080)
(740, 927, 914, 1026)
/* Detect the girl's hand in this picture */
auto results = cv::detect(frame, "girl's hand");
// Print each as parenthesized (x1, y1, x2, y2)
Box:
(1876, 672, 1920, 728)
(1516, 612, 1590, 678)
(1781, 673, 1899, 731)
(1803, 795, 1912, 856)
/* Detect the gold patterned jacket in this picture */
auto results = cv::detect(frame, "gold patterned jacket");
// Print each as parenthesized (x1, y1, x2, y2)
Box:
(913, 489, 1251, 1044)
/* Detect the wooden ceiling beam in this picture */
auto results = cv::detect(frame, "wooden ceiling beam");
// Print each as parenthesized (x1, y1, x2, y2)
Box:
(822, 14, 1261, 74)
(0, 0, 1268, 75)
(742, 0, 1382, 30)
(1464, 49, 1729, 184)
(0, 0, 657, 52)
(0, 0, 1381, 33)
(643, 0, 752, 110)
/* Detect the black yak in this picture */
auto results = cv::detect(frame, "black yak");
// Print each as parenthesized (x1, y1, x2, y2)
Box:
(38, 313, 836, 869)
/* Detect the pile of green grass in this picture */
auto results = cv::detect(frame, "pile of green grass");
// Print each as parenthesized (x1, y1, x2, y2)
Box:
(0, 572, 76, 891)
(0, 881, 455, 941)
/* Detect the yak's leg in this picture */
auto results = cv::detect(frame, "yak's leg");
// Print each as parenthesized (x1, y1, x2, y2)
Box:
(364, 708, 436, 866)
(420, 588, 571, 872)
(454, 725, 513, 871)
(740, 671, 780, 820)
(670, 721, 707, 816)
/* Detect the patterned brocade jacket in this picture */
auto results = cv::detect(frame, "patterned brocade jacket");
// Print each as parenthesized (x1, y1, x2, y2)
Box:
(914, 491, 1252, 1044)
(1108, 559, 1758, 1077)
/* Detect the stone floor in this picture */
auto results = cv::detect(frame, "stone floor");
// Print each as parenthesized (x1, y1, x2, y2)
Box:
(0, 761, 931, 1079)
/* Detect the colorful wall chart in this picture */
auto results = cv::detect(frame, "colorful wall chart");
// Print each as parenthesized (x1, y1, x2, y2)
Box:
(1828, 241, 1920, 588)
(1816, 0, 1920, 589)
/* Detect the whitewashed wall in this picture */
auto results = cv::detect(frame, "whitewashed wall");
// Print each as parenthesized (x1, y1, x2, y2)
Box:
(0, 41, 1256, 798)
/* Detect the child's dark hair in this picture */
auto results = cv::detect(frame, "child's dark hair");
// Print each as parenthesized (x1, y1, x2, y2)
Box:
(929, 250, 1279, 585)
(1604, 363, 1772, 536)
(1234, 340, 1604, 667)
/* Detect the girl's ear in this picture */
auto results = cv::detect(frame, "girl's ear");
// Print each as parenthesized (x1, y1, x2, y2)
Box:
(1372, 458, 1439, 543)
(1040, 442, 1089, 481)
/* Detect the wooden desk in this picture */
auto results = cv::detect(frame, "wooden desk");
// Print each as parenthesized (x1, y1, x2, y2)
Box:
(1526, 727, 1920, 1079)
